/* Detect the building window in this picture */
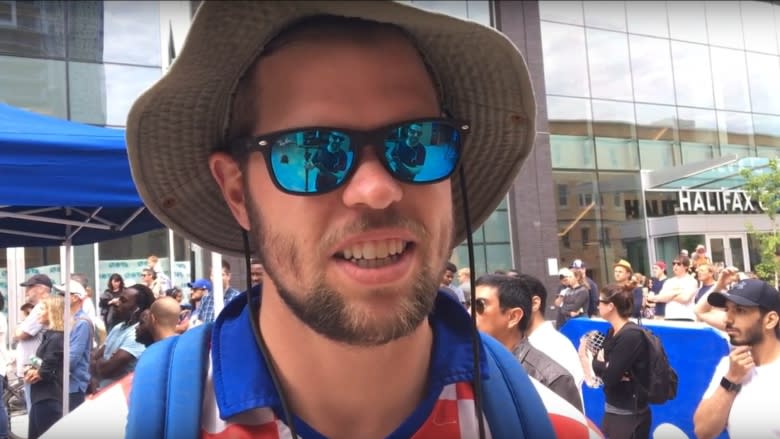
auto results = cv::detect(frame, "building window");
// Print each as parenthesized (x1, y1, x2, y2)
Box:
(613, 193, 622, 208)
(557, 184, 568, 206)
(0, 1, 16, 27)
(603, 228, 611, 247)
(581, 227, 590, 247)
(562, 233, 571, 249)
(579, 193, 593, 207)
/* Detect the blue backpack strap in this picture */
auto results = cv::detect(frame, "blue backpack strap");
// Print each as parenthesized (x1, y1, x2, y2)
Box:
(126, 323, 213, 439)
(480, 333, 556, 439)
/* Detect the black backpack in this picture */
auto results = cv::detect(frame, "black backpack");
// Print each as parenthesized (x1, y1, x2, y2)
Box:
(633, 326, 678, 404)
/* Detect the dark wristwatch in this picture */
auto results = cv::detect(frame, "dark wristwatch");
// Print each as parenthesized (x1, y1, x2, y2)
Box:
(720, 376, 741, 393)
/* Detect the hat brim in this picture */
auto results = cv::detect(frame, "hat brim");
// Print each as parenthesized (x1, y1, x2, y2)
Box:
(126, 1, 535, 255)
(707, 291, 760, 308)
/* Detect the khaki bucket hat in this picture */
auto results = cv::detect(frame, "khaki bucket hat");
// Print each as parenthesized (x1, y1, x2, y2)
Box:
(126, 1, 536, 255)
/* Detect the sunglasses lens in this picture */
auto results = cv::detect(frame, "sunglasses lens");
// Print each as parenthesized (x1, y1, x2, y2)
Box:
(384, 121, 462, 183)
(475, 299, 486, 315)
(269, 129, 355, 193)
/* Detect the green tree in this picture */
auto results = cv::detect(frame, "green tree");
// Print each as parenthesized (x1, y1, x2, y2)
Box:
(741, 158, 780, 288)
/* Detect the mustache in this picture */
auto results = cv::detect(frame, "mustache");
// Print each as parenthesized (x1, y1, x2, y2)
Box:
(320, 210, 429, 249)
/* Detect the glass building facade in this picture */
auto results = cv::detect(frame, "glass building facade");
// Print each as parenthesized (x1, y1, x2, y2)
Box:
(540, 0, 780, 286)
(0, 1, 194, 328)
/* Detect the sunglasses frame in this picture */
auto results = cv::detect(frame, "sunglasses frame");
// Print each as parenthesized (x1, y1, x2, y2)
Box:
(474, 297, 487, 315)
(230, 117, 470, 196)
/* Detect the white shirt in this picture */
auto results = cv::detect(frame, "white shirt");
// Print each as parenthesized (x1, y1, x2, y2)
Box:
(16, 302, 46, 376)
(703, 353, 780, 438)
(528, 320, 585, 402)
(659, 275, 698, 320)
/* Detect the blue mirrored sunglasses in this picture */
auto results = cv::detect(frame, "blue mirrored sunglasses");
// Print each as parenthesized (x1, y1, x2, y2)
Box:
(231, 118, 470, 195)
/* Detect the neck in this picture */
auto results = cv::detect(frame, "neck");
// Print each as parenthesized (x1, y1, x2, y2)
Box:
(259, 281, 432, 439)
(70, 304, 81, 315)
(703, 279, 715, 286)
(154, 327, 177, 342)
(526, 312, 546, 335)
(500, 329, 523, 352)
(750, 336, 780, 366)
(608, 315, 629, 333)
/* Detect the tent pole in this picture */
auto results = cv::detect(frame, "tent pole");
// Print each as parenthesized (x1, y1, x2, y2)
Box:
(62, 242, 71, 416)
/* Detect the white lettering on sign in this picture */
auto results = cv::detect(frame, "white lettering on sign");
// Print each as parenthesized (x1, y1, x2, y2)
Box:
(676, 190, 763, 214)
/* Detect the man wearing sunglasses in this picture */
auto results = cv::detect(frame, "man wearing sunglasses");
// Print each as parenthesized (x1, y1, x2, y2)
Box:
(388, 123, 427, 181)
(305, 132, 348, 191)
(45, 3, 555, 439)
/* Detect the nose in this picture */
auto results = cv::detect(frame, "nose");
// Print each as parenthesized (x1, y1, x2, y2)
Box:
(341, 147, 402, 209)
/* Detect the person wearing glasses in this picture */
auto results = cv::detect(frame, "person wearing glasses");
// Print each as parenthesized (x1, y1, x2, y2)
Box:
(474, 274, 583, 413)
(647, 256, 698, 321)
(591, 284, 653, 439)
(305, 132, 348, 191)
(388, 123, 427, 181)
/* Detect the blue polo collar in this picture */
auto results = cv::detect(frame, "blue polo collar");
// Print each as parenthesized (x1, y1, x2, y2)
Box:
(211, 287, 487, 422)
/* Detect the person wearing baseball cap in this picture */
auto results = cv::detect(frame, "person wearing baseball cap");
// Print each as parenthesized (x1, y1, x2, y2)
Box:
(54, 280, 93, 410)
(694, 278, 780, 439)
(46, 2, 567, 439)
(570, 259, 598, 318)
(13, 274, 53, 413)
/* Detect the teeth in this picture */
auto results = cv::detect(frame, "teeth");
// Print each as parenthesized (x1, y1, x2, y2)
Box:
(341, 239, 407, 261)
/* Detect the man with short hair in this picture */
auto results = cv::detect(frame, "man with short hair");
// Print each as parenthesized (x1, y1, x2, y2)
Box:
(649, 261, 668, 319)
(90, 285, 154, 391)
(186, 278, 214, 327)
(648, 255, 698, 321)
(693, 277, 780, 439)
(47, 3, 559, 438)
(694, 263, 716, 304)
(219, 260, 241, 304)
(14, 274, 52, 412)
(475, 274, 583, 412)
(135, 297, 181, 347)
(250, 258, 264, 288)
(441, 261, 466, 305)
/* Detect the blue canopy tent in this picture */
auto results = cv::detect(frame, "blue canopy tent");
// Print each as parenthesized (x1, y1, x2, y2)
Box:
(0, 103, 164, 417)
(0, 103, 162, 246)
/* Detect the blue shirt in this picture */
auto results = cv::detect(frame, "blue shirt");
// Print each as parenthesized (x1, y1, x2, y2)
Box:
(196, 292, 216, 324)
(210, 288, 488, 438)
(100, 322, 145, 389)
(69, 309, 92, 393)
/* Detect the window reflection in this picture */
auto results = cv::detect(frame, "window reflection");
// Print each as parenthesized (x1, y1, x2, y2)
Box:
(69, 62, 162, 126)
(597, 171, 643, 275)
(741, 1, 778, 55)
(553, 170, 604, 285)
(583, 1, 626, 31)
(705, 1, 744, 50)
(678, 106, 718, 163)
(710, 47, 750, 112)
(0, 1, 66, 58)
(539, 0, 584, 25)
(668, 1, 708, 44)
(746, 53, 780, 115)
(0, 56, 67, 118)
(548, 96, 594, 169)
(541, 22, 590, 97)
(636, 104, 679, 170)
(587, 29, 633, 100)
(629, 35, 674, 104)
(717, 111, 754, 154)
(671, 41, 714, 108)
(754, 114, 780, 148)
(67, 1, 161, 66)
(626, 1, 668, 38)
(593, 98, 639, 171)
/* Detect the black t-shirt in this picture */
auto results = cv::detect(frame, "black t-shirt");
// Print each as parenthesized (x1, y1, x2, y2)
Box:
(312, 149, 347, 191)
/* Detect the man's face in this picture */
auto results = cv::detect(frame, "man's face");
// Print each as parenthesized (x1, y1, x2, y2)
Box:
(406, 124, 422, 146)
(441, 269, 454, 287)
(474, 285, 514, 340)
(141, 270, 153, 285)
(251, 263, 264, 286)
(697, 266, 713, 283)
(213, 32, 451, 347)
(190, 287, 206, 302)
(25, 285, 45, 304)
(652, 265, 663, 278)
(222, 268, 231, 289)
(672, 260, 687, 276)
(112, 288, 140, 322)
(328, 134, 344, 153)
(724, 302, 768, 346)
(136, 309, 155, 347)
(613, 266, 630, 283)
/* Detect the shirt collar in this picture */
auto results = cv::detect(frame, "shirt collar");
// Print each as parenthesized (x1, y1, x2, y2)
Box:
(211, 287, 486, 419)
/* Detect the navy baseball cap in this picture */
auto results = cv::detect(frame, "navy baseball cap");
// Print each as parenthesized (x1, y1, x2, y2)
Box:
(708, 279, 780, 312)
(20, 274, 53, 289)
(187, 278, 212, 291)
(569, 259, 585, 269)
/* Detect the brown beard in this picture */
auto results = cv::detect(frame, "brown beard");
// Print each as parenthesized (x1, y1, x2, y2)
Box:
(243, 183, 451, 346)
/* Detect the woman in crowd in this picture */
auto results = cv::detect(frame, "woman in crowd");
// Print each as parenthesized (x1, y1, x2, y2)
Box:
(592, 283, 652, 439)
(100, 273, 124, 330)
(24, 295, 65, 439)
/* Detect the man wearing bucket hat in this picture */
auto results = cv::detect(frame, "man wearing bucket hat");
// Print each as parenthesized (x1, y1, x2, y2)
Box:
(693, 278, 780, 439)
(41, 2, 582, 438)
